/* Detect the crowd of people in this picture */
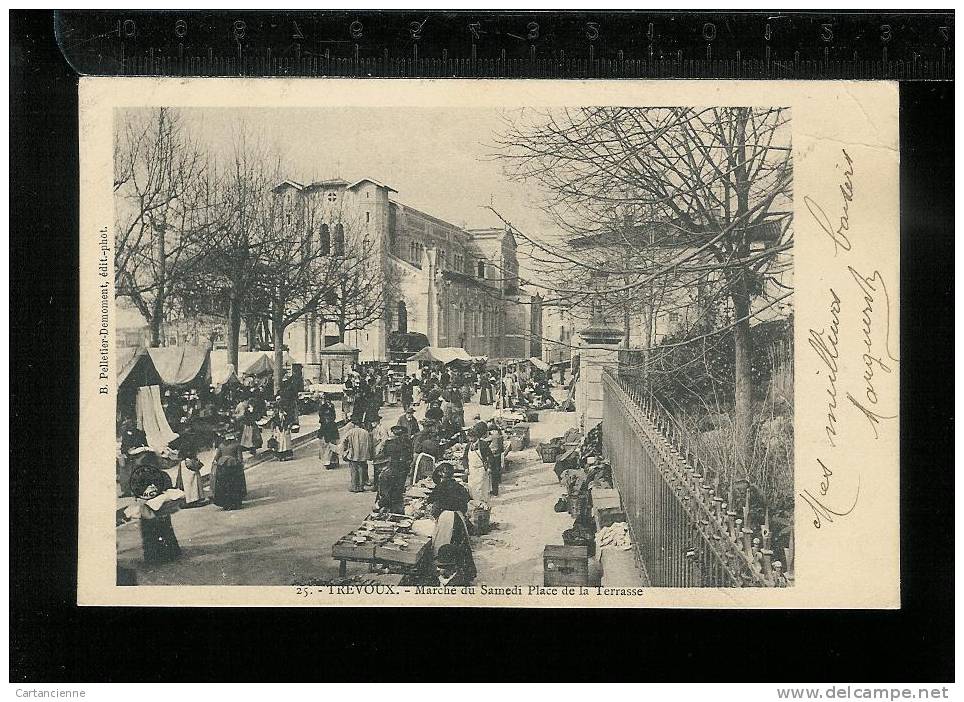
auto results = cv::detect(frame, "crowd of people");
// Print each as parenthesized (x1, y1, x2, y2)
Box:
(320, 363, 512, 506)
(120, 358, 561, 572)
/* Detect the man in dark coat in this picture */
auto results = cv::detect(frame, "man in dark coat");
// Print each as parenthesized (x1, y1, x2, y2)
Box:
(424, 399, 444, 424)
(412, 420, 442, 461)
(400, 377, 414, 411)
(428, 462, 471, 516)
(384, 424, 414, 469)
(396, 406, 420, 437)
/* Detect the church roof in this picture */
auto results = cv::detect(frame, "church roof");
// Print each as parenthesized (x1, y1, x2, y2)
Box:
(347, 178, 397, 193)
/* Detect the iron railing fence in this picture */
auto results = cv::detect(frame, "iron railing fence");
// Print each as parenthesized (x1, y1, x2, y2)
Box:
(602, 367, 791, 587)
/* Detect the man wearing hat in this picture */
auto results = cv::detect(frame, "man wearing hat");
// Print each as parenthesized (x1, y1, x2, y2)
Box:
(412, 419, 442, 461)
(396, 405, 420, 437)
(424, 399, 444, 424)
(486, 421, 505, 496)
(367, 413, 391, 489)
(341, 419, 373, 493)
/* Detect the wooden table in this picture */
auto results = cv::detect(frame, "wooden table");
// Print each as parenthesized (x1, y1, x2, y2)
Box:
(332, 533, 433, 577)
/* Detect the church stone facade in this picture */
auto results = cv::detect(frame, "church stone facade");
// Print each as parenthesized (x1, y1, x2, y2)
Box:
(276, 177, 542, 374)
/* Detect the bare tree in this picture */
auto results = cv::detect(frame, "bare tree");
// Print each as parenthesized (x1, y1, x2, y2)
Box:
(318, 229, 399, 344)
(494, 106, 793, 470)
(113, 108, 213, 346)
(188, 128, 282, 371)
(250, 187, 372, 393)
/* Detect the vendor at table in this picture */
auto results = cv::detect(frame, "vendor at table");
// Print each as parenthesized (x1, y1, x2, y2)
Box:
(428, 462, 471, 516)
(432, 507, 477, 585)
(412, 419, 442, 461)
(374, 436, 409, 515)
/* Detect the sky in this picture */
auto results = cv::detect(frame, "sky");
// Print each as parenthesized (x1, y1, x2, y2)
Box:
(124, 106, 560, 277)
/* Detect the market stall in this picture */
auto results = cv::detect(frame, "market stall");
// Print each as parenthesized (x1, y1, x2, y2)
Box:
(210, 350, 274, 380)
(210, 362, 240, 393)
(147, 346, 212, 389)
(407, 346, 476, 367)
(331, 438, 482, 584)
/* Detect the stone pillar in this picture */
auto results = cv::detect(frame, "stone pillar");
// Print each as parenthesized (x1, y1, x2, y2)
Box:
(576, 322, 623, 433)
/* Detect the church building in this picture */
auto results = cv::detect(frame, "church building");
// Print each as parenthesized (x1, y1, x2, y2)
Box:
(274, 177, 542, 376)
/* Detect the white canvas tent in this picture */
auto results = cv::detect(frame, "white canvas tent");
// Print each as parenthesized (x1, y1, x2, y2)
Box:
(407, 346, 476, 366)
(211, 350, 274, 379)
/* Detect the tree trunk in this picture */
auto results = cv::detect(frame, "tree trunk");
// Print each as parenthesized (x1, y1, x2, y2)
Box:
(226, 295, 242, 371)
(623, 304, 631, 348)
(732, 289, 753, 477)
(272, 316, 285, 396)
(245, 315, 259, 350)
(149, 312, 163, 347)
(730, 107, 754, 477)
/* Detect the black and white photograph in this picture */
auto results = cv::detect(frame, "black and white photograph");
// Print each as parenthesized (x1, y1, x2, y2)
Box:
(71, 77, 899, 608)
(109, 102, 793, 590)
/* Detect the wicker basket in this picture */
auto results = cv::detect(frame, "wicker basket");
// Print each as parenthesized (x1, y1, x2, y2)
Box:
(468, 505, 491, 535)
(538, 443, 562, 463)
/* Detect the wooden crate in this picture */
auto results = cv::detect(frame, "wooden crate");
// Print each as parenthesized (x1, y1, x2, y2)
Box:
(594, 507, 627, 530)
(374, 535, 432, 567)
(590, 487, 621, 512)
(332, 539, 376, 561)
(543, 545, 589, 586)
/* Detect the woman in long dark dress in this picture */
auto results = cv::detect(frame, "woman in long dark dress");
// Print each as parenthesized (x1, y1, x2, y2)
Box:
(129, 452, 182, 564)
(212, 432, 246, 510)
(317, 394, 340, 469)
(478, 372, 492, 405)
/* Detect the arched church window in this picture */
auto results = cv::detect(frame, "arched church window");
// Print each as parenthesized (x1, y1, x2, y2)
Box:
(477, 260, 485, 279)
(319, 223, 330, 255)
(334, 223, 345, 256)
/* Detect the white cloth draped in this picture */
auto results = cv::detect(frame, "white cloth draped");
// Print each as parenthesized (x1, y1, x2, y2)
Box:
(136, 385, 179, 450)
(466, 446, 491, 502)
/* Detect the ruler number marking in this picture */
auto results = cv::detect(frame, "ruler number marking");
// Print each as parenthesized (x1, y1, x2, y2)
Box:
(350, 20, 363, 39)
(292, 21, 304, 40)
(410, 19, 426, 40)
(174, 19, 187, 39)
(527, 22, 540, 41)
(821, 23, 833, 43)
(880, 24, 892, 44)
(117, 18, 136, 38)
(233, 20, 246, 41)
(585, 22, 600, 41)
(702, 22, 716, 42)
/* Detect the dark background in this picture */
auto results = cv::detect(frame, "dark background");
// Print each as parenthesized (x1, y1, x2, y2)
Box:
(10, 9, 953, 682)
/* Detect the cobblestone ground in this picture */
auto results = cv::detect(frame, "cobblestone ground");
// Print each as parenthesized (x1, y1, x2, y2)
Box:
(117, 399, 578, 586)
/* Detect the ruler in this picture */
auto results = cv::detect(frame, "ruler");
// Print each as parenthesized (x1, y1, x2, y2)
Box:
(56, 10, 952, 79)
